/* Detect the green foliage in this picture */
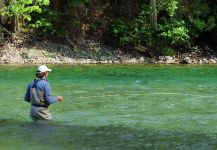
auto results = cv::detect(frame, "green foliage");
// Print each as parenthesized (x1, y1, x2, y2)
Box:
(31, 18, 52, 32)
(3, 0, 49, 18)
(1, 0, 53, 32)
(165, 0, 179, 17)
(110, 0, 217, 53)
(30, 8, 59, 33)
(188, 0, 216, 32)
(161, 47, 175, 56)
(1, 0, 217, 51)
(159, 20, 190, 45)
(111, 19, 133, 44)
(157, 0, 179, 17)
(110, 2, 189, 49)
(89, 23, 98, 31)
(185, 0, 217, 42)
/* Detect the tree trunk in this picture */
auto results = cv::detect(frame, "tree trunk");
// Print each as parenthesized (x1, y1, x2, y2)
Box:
(11, 0, 19, 33)
(13, 15, 19, 33)
(150, 0, 157, 28)
(128, 0, 131, 17)
(0, 0, 8, 25)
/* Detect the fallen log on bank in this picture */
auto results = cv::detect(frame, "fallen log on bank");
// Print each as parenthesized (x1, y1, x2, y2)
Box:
(135, 45, 154, 57)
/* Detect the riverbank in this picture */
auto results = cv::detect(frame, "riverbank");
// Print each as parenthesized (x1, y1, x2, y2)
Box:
(0, 40, 217, 64)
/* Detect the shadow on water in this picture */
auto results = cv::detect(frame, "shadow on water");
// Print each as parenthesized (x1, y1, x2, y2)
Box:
(0, 119, 216, 150)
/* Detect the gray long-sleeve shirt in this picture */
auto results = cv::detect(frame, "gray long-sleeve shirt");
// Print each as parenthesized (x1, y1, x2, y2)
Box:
(24, 79, 57, 105)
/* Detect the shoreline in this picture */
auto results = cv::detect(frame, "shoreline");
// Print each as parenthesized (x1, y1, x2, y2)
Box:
(1, 41, 217, 65)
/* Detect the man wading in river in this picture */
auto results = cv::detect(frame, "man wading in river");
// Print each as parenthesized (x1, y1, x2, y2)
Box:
(24, 65, 63, 121)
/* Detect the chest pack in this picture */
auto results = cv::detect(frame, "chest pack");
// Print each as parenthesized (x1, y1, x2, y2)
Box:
(30, 79, 48, 107)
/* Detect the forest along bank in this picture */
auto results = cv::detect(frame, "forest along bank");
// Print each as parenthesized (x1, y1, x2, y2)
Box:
(0, 0, 216, 64)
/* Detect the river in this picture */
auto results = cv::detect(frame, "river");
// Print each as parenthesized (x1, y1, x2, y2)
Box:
(0, 65, 216, 150)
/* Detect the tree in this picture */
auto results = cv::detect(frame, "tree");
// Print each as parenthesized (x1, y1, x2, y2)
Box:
(150, 0, 157, 28)
(1, 0, 51, 33)
(0, 0, 8, 25)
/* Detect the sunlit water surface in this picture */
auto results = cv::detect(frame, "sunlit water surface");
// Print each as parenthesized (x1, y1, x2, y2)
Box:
(0, 65, 216, 150)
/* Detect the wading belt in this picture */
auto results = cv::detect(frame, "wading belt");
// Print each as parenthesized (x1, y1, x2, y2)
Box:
(31, 104, 48, 108)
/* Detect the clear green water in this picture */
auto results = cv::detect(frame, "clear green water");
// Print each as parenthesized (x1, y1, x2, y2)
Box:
(0, 65, 217, 150)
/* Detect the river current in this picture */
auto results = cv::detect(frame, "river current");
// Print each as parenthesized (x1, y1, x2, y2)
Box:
(0, 65, 216, 150)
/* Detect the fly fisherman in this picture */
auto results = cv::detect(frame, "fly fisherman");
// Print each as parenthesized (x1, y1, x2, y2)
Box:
(24, 65, 63, 121)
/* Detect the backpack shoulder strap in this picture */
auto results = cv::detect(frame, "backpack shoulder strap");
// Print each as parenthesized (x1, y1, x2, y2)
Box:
(32, 78, 45, 88)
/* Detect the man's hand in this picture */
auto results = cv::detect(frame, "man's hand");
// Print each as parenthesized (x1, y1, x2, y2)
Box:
(57, 96, 64, 102)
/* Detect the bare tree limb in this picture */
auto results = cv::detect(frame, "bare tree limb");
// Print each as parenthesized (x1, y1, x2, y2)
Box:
(65, 34, 78, 51)
(0, 23, 12, 36)
(0, 23, 19, 39)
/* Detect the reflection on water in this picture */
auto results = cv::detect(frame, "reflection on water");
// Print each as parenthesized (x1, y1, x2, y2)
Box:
(0, 65, 217, 150)
(0, 119, 216, 150)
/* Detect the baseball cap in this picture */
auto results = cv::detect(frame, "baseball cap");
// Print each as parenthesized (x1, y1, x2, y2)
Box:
(37, 65, 52, 73)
